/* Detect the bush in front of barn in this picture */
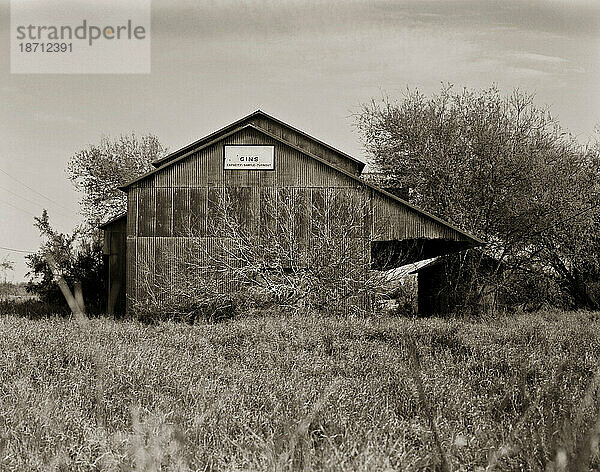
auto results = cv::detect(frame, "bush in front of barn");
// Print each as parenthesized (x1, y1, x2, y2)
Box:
(23, 211, 107, 317)
(130, 192, 385, 322)
(25, 239, 106, 316)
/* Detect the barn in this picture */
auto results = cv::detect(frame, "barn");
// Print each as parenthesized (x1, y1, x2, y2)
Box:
(101, 110, 482, 315)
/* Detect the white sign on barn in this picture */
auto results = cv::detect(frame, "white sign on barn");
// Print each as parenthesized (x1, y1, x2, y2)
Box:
(224, 145, 274, 170)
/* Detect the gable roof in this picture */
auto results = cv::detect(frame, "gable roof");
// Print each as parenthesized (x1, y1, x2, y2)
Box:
(118, 120, 483, 246)
(151, 109, 365, 172)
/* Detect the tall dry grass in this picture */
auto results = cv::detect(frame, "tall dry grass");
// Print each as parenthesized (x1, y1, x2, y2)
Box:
(0, 309, 599, 471)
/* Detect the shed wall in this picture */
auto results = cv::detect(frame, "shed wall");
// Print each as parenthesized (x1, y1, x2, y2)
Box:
(102, 217, 127, 315)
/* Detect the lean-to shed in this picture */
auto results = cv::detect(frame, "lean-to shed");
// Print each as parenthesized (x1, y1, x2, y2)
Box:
(411, 250, 504, 316)
(101, 110, 482, 315)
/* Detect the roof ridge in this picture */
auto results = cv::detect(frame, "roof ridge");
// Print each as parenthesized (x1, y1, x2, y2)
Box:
(151, 110, 364, 169)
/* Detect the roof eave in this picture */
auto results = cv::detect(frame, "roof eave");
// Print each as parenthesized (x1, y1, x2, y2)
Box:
(98, 212, 127, 229)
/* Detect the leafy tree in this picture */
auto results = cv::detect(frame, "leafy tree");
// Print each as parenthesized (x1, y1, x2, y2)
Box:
(25, 210, 105, 313)
(66, 133, 167, 228)
(355, 85, 600, 309)
(0, 257, 14, 298)
(0, 257, 14, 282)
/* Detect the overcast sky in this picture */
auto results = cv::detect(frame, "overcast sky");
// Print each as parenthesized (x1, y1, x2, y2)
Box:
(1, 0, 599, 280)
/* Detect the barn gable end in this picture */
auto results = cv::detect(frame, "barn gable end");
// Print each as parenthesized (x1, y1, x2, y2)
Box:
(150, 110, 365, 176)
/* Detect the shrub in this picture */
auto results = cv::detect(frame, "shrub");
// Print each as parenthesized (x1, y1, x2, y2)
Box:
(130, 190, 385, 321)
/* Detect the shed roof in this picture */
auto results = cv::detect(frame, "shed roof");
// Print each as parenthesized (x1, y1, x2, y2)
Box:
(409, 249, 503, 274)
(98, 213, 126, 229)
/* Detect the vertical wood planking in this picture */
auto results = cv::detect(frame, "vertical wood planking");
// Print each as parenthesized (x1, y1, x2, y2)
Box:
(190, 187, 208, 237)
(127, 189, 138, 236)
(293, 188, 310, 248)
(207, 145, 224, 187)
(207, 187, 223, 237)
(137, 188, 156, 237)
(126, 238, 136, 312)
(259, 187, 276, 242)
(138, 238, 155, 295)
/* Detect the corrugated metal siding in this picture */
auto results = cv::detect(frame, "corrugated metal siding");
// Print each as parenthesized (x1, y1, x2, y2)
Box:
(151, 112, 365, 176)
(371, 191, 458, 241)
(137, 188, 156, 237)
(155, 188, 172, 237)
(127, 192, 137, 236)
(126, 238, 136, 313)
(146, 128, 357, 190)
(125, 126, 470, 314)
(189, 187, 207, 236)
(248, 116, 361, 175)
(173, 188, 190, 237)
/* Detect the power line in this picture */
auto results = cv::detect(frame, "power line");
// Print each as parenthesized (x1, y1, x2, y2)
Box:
(0, 183, 71, 218)
(0, 245, 34, 254)
(0, 166, 72, 212)
(0, 198, 39, 217)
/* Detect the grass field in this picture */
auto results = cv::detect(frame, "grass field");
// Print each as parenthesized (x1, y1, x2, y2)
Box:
(1, 310, 600, 471)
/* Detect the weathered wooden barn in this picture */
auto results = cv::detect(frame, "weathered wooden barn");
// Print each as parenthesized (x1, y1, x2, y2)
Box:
(101, 110, 482, 315)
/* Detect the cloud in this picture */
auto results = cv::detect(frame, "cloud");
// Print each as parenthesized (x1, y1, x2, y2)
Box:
(507, 66, 554, 79)
(486, 50, 586, 81)
(146, 0, 594, 104)
(372, 0, 600, 37)
(32, 111, 83, 124)
(151, 1, 377, 39)
(507, 52, 568, 64)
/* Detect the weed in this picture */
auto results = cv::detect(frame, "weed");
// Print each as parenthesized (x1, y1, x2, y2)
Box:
(0, 311, 599, 470)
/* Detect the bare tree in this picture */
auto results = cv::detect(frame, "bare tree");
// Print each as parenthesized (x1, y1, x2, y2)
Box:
(131, 189, 388, 321)
(356, 85, 600, 310)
